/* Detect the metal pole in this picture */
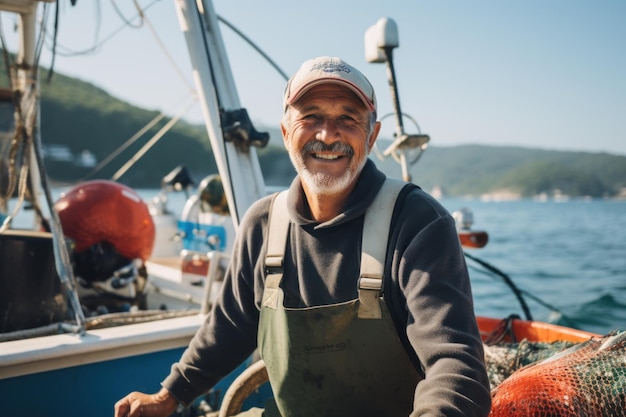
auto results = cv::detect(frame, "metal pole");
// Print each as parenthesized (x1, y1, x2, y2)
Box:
(383, 47, 404, 139)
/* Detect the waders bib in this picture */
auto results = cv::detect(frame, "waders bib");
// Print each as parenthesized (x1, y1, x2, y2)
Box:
(257, 179, 422, 417)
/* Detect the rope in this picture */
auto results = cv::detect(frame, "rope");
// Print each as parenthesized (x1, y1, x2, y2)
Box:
(78, 111, 167, 181)
(0, 309, 200, 341)
(465, 251, 533, 321)
(484, 314, 521, 345)
(217, 15, 289, 82)
(465, 252, 575, 326)
(85, 309, 200, 330)
(111, 98, 196, 181)
(0, 4, 86, 333)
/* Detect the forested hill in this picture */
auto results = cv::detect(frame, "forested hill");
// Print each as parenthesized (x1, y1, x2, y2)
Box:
(261, 133, 626, 199)
(387, 144, 626, 199)
(2, 65, 625, 198)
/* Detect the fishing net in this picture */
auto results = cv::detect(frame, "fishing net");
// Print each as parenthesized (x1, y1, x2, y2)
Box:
(486, 330, 626, 417)
(484, 339, 576, 389)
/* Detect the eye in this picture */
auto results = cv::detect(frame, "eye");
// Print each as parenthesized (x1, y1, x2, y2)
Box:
(301, 113, 322, 123)
(337, 114, 359, 126)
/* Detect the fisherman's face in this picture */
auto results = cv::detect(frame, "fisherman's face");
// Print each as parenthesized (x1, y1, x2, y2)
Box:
(281, 84, 380, 196)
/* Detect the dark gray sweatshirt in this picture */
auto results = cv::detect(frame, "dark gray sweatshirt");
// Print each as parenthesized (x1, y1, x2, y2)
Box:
(162, 159, 491, 416)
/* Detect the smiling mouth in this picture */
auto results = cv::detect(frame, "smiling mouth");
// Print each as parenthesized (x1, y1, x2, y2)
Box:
(312, 153, 345, 160)
(302, 141, 353, 161)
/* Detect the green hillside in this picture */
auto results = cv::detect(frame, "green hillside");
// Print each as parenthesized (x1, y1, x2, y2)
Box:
(2, 63, 625, 198)
(256, 130, 626, 198)
(406, 145, 626, 198)
(38, 72, 218, 187)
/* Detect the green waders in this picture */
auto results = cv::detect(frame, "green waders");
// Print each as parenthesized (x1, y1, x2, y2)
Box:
(242, 180, 422, 417)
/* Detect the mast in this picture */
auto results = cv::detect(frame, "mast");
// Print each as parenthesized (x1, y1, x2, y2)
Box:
(17, 4, 44, 228)
(0, 0, 86, 334)
(0, 1, 46, 228)
(173, 0, 268, 229)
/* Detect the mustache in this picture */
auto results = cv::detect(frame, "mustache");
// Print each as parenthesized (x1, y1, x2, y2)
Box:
(301, 140, 354, 156)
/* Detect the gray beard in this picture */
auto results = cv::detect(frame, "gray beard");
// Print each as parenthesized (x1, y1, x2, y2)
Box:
(288, 140, 367, 196)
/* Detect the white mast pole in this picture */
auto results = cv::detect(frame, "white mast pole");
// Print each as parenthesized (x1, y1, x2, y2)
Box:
(17, 5, 43, 228)
(173, 0, 267, 229)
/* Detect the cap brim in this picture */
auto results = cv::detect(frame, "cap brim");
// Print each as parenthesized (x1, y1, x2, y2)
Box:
(286, 78, 376, 113)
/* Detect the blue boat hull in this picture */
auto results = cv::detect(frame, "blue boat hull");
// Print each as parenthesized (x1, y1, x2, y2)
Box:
(1, 347, 269, 416)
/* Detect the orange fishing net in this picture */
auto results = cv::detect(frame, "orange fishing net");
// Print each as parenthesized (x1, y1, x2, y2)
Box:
(488, 330, 626, 416)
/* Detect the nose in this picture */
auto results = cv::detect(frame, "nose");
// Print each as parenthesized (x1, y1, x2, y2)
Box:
(315, 117, 340, 143)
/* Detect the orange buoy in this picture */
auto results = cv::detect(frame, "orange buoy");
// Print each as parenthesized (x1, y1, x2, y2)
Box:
(54, 180, 155, 261)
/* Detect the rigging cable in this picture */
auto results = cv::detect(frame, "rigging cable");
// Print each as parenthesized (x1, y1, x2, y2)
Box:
(111, 97, 196, 181)
(39, 0, 196, 185)
(44, 0, 60, 82)
(0, 8, 47, 228)
(217, 15, 289, 82)
(111, 0, 145, 29)
(0, 3, 86, 333)
(42, 0, 159, 57)
(464, 251, 575, 327)
(135, 0, 196, 95)
(79, 111, 167, 181)
(0, 18, 21, 208)
(31, 2, 289, 188)
(464, 251, 533, 321)
(33, 3, 87, 334)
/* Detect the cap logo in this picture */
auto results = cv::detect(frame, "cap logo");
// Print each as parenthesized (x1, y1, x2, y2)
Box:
(284, 56, 377, 113)
(311, 61, 352, 75)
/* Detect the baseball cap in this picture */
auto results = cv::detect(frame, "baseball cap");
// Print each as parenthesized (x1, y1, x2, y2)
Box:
(283, 56, 377, 114)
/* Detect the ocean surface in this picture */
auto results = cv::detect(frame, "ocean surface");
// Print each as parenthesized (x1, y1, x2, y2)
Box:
(437, 197, 626, 336)
(12, 188, 626, 336)
(156, 190, 625, 336)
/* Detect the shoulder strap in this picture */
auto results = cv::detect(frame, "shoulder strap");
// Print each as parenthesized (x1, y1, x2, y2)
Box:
(358, 178, 406, 319)
(265, 190, 289, 271)
(262, 190, 289, 309)
(263, 179, 407, 318)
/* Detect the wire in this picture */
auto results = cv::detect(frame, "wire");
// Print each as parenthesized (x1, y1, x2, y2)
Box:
(217, 15, 289, 81)
(43, 0, 160, 57)
(111, 0, 145, 29)
(79, 111, 167, 181)
(465, 251, 575, 325)
(137, 0, 196, 94)
(45, 0, 60, 82)
(111, 98, 196, 181)
(464, 251, 533, 321)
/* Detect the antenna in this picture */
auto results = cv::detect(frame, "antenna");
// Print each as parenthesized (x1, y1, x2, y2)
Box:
(364, 17, 430, 182)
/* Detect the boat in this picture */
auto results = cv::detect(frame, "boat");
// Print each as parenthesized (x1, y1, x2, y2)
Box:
(0, 1, 605, 417)
(0, 1, 263, 415)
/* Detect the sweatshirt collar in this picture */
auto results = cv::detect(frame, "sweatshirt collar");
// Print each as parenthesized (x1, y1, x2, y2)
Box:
(286, 159, 386, 228)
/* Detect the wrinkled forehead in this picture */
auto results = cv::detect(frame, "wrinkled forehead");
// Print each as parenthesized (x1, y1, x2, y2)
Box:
(292, 83, 369, 110)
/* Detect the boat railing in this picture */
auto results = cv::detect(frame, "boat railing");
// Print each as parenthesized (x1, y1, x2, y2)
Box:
(0, 242, 226, 341)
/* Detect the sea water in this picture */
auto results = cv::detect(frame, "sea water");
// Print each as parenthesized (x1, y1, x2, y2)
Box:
(11, 188, 626, 336)
(154, 191, 625, 335)
(438, 197, 626, 336)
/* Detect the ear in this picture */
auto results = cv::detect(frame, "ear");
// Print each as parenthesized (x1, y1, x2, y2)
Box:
(367, 121, 382, 153)
(280, 121, 289, 146)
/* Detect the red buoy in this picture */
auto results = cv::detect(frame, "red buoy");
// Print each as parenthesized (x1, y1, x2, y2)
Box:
(54, 180, 155, 261)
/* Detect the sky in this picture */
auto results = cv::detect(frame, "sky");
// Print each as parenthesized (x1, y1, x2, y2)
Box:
(1, 0, 625, 155)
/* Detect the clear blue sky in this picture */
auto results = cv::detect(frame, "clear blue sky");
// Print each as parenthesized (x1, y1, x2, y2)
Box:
(3, 0, 625, 155)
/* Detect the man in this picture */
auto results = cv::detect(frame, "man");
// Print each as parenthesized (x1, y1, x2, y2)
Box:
(115, 56, 491, 417)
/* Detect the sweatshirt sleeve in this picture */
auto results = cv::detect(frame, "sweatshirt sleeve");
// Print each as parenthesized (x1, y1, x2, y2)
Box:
(161, 199, 270, 405)
(392, 194, 491, 416)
